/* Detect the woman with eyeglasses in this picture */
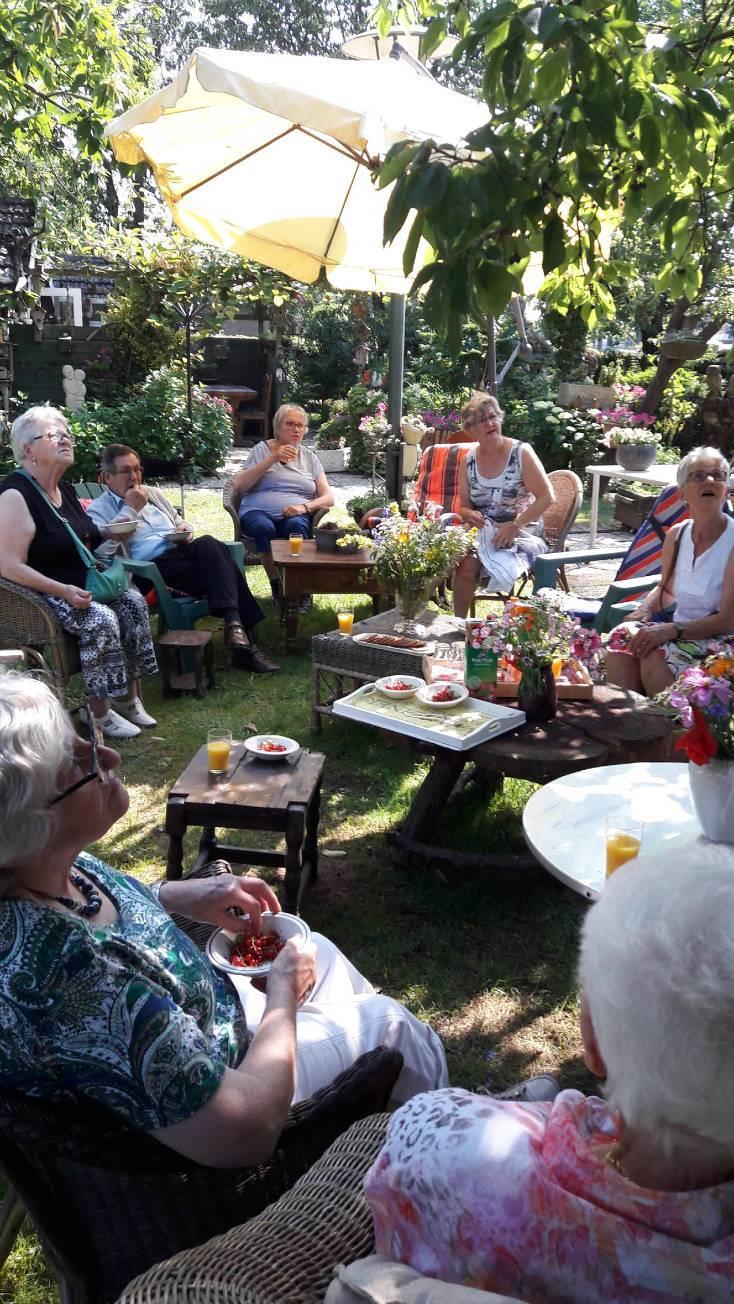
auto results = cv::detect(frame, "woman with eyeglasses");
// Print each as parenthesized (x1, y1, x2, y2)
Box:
(606, 446, 734, 696)
(451, 391, 555, 616)
(0, 673, 447, 1164)
(231, 403, 334, 610)
(0, 406, 157, 739)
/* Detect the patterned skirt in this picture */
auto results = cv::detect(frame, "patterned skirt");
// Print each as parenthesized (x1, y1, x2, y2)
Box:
(46, 587, 157, 700)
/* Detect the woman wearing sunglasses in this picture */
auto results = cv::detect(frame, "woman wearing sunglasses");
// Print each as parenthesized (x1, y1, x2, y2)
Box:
(0, 674, 447, 1167)
(0, 406, 157, 740)
(606, 446, 734, 696)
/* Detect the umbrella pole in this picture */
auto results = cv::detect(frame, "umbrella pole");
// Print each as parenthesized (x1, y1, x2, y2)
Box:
(386, 293, 405, 501)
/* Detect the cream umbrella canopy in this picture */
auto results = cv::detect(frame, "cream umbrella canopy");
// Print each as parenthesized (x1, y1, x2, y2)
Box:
(105, 48, 487, 294)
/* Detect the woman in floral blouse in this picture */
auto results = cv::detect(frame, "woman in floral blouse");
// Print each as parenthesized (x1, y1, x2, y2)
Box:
(0, 675, 446, 1168)
(366, 851, 734, 1302)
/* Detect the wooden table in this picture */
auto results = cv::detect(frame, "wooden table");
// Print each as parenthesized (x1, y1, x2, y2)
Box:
(271, 540, 390, 648)
(165, 741, 325, 913)
(203, 384, 257, 409)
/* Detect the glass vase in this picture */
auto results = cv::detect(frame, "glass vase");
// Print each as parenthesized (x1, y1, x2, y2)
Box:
(517, 661, 557, 724)
(394, 580, 434, 638)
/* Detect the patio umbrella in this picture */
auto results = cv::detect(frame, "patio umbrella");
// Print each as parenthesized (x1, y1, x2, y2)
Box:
(105, 48, 487, 294)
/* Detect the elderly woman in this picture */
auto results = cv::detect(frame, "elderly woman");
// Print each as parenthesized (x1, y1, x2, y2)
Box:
(606, 446, 734, 697)
(365, 850, 734, 1301)
(451, 392, 555, 617)
(0, 673, 447, 1162)
(0, 407, 157, 740)
(231, 403, 334, 609)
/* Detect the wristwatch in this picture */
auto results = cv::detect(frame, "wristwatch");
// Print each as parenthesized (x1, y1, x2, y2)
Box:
(672, 622, 685, 642)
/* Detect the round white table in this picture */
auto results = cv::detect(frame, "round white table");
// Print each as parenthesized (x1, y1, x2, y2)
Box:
(521, 761, 734, 900)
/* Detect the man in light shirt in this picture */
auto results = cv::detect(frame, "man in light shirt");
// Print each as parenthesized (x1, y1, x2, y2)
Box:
(87, 444, 278, 674)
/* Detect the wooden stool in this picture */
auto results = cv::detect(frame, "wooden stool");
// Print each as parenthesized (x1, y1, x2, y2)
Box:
(158, 629, 214, 698)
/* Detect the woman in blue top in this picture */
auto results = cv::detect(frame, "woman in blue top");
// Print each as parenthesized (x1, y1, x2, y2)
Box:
(0, 674, 446, 1166)
(232, 403, 334, 608)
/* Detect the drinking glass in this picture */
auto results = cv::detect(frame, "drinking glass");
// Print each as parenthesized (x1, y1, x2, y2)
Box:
(337, 611, 354, 636)
(289, 534, 303, 556)
(605, 816, 643, 878)
(207, 729, 232, 775)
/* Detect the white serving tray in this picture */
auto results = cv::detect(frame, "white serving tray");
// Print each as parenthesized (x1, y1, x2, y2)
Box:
(352, 632, 436, 658)
(333, 682, 525, 751)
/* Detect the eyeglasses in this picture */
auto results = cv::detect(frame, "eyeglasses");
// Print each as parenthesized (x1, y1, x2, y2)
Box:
(687, 469, 728, 483)
(51, 708, 108, 806)
(283, 422, 307, 431)
(108, 463, 142, 477)
(30, 430, 74, 446)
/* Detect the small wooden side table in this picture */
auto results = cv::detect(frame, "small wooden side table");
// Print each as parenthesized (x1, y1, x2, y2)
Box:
(158, 629, 214, 698)
(165, 742, 326, 914)
(271, 540, 389, 648)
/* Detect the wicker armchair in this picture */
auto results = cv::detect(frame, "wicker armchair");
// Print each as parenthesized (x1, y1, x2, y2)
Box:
(117, 1112, 391, 1304)
(0, 857, 403, 1304)
(0, 576, 80, 704)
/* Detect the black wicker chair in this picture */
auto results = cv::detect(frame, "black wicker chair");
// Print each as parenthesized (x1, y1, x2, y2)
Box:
(0, 861, 403, 1303)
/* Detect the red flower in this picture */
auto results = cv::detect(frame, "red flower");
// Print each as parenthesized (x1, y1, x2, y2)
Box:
(674, 706, 718, 766)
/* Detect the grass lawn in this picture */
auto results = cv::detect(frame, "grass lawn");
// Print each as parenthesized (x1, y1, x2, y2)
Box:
(1, 487, 597, 1304)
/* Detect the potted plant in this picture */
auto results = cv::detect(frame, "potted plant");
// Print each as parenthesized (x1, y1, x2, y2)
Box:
(346, 489, 389, 527)
(314, 416, 350, 473)
(313, 505, 358, 552)
(609, 427, 662, 472)
(656, 647, 734, 841)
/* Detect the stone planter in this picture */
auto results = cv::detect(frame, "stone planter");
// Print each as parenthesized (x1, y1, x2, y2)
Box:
(314, 525, 356, 552)
(556, 381, 616, 410)
(615, 443, 658, 472)
(315, 446, 350, 473)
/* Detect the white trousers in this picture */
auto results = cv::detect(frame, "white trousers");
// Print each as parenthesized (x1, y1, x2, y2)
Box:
(230, 933, 448, 1104)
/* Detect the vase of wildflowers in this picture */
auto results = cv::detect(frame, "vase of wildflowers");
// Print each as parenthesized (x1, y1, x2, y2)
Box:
(656, 648, 734, 842)
(495, 595, 579, 723)
(370, 503, 472, 637)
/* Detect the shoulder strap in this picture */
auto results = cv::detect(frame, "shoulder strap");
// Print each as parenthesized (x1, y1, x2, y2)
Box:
(17, 469, 97, 568)
(657, 520, 689, 611)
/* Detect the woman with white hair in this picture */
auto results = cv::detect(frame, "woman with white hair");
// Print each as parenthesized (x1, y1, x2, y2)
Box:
(0, 673, 447, 1163)
(606, 445, 734, 696)
(231, 403, 334, 609)
(365, 850, 734, 1301)
(0, 406, 157, 739)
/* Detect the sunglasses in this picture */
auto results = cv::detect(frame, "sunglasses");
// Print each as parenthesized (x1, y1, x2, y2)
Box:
(51, 708, 108, 806)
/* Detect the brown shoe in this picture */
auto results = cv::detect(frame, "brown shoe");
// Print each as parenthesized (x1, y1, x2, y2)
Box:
(224, 621, 249, 649)
(232, 645, 279, 674)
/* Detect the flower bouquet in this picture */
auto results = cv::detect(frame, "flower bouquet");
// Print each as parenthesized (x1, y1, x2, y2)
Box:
(370, 502, 472, 634)
(481, 593, 586, 721)
(656, 647, 734, 841)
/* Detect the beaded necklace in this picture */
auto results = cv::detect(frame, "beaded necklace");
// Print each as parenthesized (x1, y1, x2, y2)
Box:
(33, 870, 103, 919)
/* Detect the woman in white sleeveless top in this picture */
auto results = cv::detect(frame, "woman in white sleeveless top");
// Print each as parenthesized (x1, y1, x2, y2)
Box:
(607, 447, 734, 696)
(452, 392, 555, 616)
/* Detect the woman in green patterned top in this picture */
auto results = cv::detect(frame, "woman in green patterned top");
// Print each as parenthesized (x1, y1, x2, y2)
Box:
(0, 675, 447, 1167)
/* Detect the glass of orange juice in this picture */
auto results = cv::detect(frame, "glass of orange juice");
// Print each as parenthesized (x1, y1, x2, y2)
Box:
(207, 729, 232, 775)
(337, 610, 354, 636)
(289, 534, 302, 556)
(551, 656, 564, 679)
(604, 816, 643, 878)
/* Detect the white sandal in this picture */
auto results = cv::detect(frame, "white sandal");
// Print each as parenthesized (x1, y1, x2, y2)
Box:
(114, 697, 157, 728)
(97, 708, 140, 740)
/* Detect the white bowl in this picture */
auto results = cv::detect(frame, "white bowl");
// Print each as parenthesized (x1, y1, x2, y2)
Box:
(106, 519, 138, 538)
(416, 682, 469, 709)
(165, 530, 190, 545)
(207, 912, 311, 977)
(375, 674, 424, 699)
(244, 734, 300, 761)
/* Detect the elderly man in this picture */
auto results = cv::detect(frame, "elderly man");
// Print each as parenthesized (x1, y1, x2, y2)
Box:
(88, 444, 278, 674)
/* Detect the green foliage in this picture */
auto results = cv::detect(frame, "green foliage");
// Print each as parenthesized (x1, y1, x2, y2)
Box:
(540, 306, 590, 380)
(373, 0, 734, 349)
(320, 384, 392, 476)
(89, 233, 294, 389)
(346, 489, 390, 523)
(65, 367, 233, 480)
(523, 401, 608, 479)
(0, 0, 150, 157)
(598, 355, 707, 443)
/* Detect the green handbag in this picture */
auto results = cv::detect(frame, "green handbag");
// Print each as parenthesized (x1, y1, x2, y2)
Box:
(20, 471, 129, 603)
